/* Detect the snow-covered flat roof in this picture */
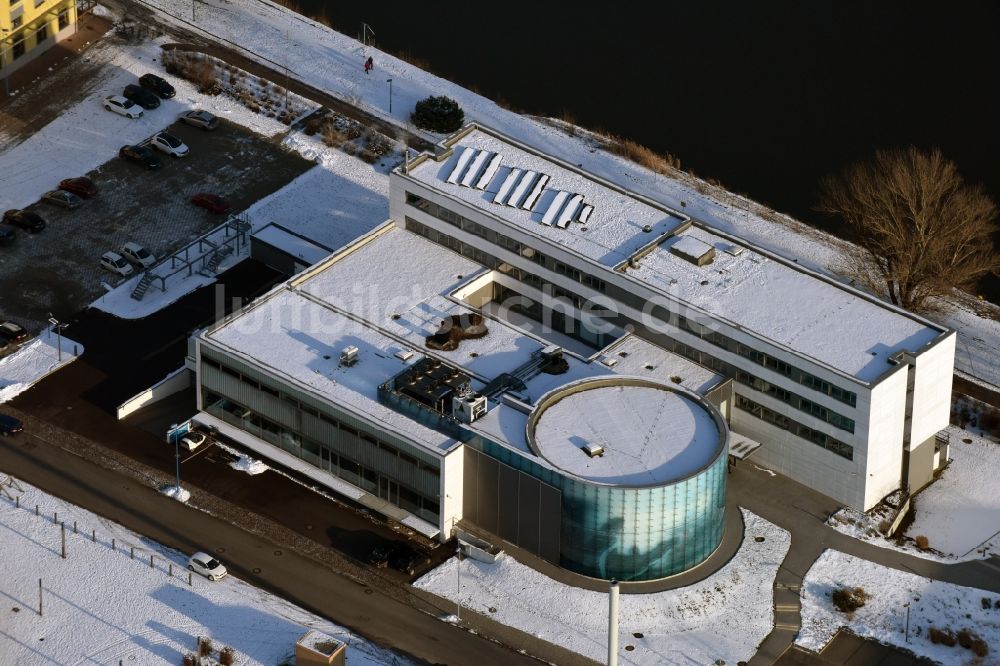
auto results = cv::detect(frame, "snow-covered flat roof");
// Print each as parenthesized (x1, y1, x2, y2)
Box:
(407, 127, 686, 268)
(531, 382, 723, 486)
(630, 226, 943, 382)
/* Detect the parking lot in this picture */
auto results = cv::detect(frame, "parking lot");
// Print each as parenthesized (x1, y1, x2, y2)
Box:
(0, 118, 313, 332)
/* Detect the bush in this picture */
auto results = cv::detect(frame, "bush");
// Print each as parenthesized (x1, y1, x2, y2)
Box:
(198, 637, 213, 657)
(914, 535, 930, 550)
(219, 645, 236, 665)
(878, 519, 892, 535)
(411, 95, 465, 133)
(182, 655, 195, 666)
(929, 627, 956, 646)
(831, 586, 869, 613)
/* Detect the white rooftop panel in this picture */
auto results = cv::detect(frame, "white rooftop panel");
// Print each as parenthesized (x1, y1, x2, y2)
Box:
(520, 173, 549, 210)
(670, 235, 715, 262)
(577, 204, 593, 224)
(475, 153, 504, 190)
(556, 194, 584, 229)
(492, 167, 522, 205)
(541, 191, 571, 226)
(460, 150, 491, 187)
(446, 146, 476, 184)
(506, 170, 537, 208)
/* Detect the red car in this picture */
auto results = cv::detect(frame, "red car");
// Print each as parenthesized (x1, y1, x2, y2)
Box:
(59, 177, 98, 199)
(191, 193, 231, 214)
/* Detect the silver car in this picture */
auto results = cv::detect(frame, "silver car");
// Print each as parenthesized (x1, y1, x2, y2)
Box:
(150, 131, 189, 158)
(188, 551, 227, 581)
(42, 190, 83, 209)
(179, 110, 219, 130)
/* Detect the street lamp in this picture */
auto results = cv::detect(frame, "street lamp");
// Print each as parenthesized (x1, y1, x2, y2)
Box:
(47, 314, 68, 362)
(903, 602, 911, 643)
(386, 78, 393, 114)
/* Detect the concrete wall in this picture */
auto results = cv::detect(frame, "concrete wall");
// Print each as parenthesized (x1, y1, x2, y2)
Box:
(440, 444, 464, 539)
(860, 364, 909, 509)
(116, 367, 192, 420)
(908, 332, 956, 456)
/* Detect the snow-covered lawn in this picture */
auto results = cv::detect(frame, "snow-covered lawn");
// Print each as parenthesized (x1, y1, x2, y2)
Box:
(798, 550, 1000, 665)
(0, 334, 83, 404)
(0, 477, 406, 665)
(828, 426, 1000, 562)
(415, 510, 788, 665)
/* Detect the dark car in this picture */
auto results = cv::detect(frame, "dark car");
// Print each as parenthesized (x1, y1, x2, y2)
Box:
(190, 193, 230, 214)
(388, 544, 431, 576)
(0, 414, 23, 436)
(119, 145, 162, 170)
(59, 177, 98, 198)
(0, 227, 14, 246)
(139, 73, 175, 99)
(367, 544, 392, 569)
(123, 84, 160, 110)
(2, 209, 46, 232)
(0, 320, 27, 345)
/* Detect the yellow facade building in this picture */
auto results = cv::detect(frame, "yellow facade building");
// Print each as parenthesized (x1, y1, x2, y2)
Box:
(1, 0, 77, 80)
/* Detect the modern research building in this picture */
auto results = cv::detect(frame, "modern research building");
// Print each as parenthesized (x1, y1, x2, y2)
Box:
(188, 124, 954, 581)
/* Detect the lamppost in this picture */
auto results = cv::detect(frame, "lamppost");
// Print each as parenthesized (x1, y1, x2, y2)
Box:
(903, 601, 911, 643)
(174, 432, 182, 493)
(386, 78, 393, 114)
(47, 314, 68, 362)
(455, 545, 461, 621)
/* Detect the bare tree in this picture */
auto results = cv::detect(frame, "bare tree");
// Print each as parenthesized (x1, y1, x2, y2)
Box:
(818, 147, 1000, 311)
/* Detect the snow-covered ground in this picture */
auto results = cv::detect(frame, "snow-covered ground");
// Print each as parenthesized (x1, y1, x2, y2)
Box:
(415, 510, 789, 665)
(0, 333, 83, 404)
(828, 426, 1000, 562)
(798, 550, 1000, 665)
(0, 476, 408, 665)
(216, 442, 270, 475)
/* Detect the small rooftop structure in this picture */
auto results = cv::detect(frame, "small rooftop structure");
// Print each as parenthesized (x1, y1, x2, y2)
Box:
(295, 629, 345, 666)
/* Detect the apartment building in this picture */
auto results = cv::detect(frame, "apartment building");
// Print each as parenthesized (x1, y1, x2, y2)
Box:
(1, 0, 76, 80)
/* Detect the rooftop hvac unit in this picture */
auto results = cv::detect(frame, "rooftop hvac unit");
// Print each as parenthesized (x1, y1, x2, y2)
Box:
(394, 349, 414, 362)
(581, 442, 604, 458)
(599, 355, 618, 368)
(452, 393, 487, 423)
(541, 345, 563, 360)
(340, 345, 359, 367)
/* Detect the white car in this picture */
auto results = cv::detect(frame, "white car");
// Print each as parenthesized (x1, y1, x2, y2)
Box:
(104, 95, 143, 119)
(179, 431, 206, 451)
(100, 251, 134, 277)
(120, 241, 156, 269)
(187, 551, 227, 581)
(150, 131, 189, 158)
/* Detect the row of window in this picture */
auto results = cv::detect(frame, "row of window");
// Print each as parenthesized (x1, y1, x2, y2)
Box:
(1, 11, 70, 66)
(205, 394, 440, 520)
(735, 395, 854, 460)
(405, 191, 860, 409)
(735, 370, 855, 433)
(202, 354, 440, 475)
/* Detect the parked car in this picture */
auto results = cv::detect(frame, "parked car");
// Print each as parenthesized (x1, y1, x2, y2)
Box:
(139, 73, 175, 99)
(119, 144, 162, 170)
(187, 552, 227, 581)
(179, 431, 206, 451)
(122, 84, 160, 110)
(367, 544, 392, 569)
(0, 414, 24, 436)
(59, 177, 98, 198)
(388, 544, 431, 576)
(104, 95, 143, 119)
(179, 109, 219, 130)
(0, 320, 27, 344)
(120, 241, 156, 269)
(0, 227, 14, 247)
(3, 209, 46, 232)
(42, 189, 83, 209)
(191, 193, 230, 214)
(100, 251, 134, 277)
(150, 131, 189, 158)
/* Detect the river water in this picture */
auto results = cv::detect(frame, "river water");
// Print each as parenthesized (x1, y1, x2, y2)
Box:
(275, 1, 1000, 301)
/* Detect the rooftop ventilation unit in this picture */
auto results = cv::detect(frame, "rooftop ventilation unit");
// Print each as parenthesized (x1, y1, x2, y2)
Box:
(599, 355, 619, 368)
(475, 153, 504, 190)
(541, 191, 571, 226)
(576, 204, 593, 224)
(394, 349, 415, 362)
(507, 170, 538, 208)
(556, 194, 585, 229)
(461, 150, 492, 187)
(669, 236, 716, 266)
(581, 442, 605, 458)
(340, 345, 359, 366)
(452, 393, 488, 423)
(723, 244, 745, 257)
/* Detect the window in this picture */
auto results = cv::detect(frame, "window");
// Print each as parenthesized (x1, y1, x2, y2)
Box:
(12, 39, 25, 59)
(736, 394, 853, 460)
(12, 16, 23, 29)
(58, 9, 69, 30)
(34, 24, 46, 43)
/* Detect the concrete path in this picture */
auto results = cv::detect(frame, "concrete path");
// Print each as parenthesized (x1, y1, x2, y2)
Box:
(729, 462, 1000, 664)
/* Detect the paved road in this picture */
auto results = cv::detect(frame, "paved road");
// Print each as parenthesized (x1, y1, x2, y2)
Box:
(0, 429, 541, 666)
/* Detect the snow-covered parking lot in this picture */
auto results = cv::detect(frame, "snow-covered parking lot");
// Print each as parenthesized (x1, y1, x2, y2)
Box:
(0, 476, 407, 665)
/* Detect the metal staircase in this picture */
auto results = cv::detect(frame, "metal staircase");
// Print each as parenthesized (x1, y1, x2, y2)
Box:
(130, 272, 156, 301)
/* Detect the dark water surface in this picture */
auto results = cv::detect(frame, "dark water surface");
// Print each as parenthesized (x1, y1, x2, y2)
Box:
(279, 1, 1000, 300)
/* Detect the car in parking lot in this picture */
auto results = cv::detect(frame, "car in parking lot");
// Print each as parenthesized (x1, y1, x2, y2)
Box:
(179, 110, 219, 130)
(191, 193, 230, 214)
(100, 251, 134, 277)
(59, 177, 98, 198)
(367, 544, 392, 568)
(388, 544, 431, 576)
(139, 73, 175, 99)
(0, 320, 27, 345)
(119, 144, 162, 170)
(3, 209, 46, 232)
(179, 431, 207, 451)
(187, 552, 227, 581)
(0, 414, 23, 436)
(150, 131, 189, 158)
(120, 241, 156, 268)
(104, 95, 143, 119)
(123, 84, 160, 110)
(42, 189, 83, 209)
(0, 227, 14, 247)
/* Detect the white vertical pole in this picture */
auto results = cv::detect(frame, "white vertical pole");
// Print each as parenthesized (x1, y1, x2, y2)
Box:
(455, 546, 461, 621)
(608, 579, 619, 666)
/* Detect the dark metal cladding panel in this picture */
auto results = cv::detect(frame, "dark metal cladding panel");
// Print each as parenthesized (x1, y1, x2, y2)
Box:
(517, 476, 541, 554)
(538, 483, 562, 564)
(463, 447, 480, 523)
(478, 455, 500, 534)
(497, 463, 519, 542)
